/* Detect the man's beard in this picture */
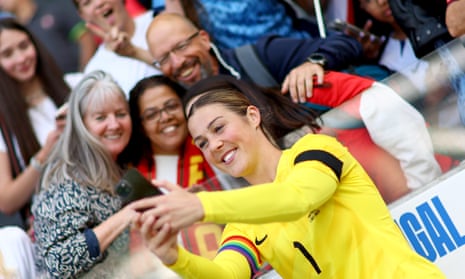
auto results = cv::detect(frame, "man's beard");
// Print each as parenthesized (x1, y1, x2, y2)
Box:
(177, 58, 215, 88)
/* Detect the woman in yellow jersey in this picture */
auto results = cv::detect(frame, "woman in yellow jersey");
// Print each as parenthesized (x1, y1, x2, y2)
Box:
(133, 75, 445, 278)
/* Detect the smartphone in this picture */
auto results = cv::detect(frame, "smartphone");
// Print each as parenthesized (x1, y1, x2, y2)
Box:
(116, 168, 163, 205)
(328, 19, 386, 44)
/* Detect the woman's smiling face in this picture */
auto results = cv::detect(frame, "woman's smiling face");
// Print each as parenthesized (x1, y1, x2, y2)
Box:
(83, 92, 132, 159)
(188, 102, 262, 178)
(138, 85, 188, 155)
(0, 28, 37, 82)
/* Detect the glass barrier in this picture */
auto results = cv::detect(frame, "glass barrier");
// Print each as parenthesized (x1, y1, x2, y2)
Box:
(319, 35, 465, 204)
(384, 36, 465, 160)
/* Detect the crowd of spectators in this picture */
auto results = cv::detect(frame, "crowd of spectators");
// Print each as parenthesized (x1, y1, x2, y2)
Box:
(0, 0, 464, 278)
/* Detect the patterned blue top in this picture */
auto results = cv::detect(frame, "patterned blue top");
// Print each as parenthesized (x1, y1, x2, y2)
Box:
(198, 0, 310, 49)
(32, 179, 129, 278)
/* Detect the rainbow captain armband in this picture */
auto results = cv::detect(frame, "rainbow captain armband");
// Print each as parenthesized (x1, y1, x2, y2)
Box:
(218, 235, 263, 275)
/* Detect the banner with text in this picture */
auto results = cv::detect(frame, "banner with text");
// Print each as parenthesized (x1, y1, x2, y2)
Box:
(389, 162, 465, 278)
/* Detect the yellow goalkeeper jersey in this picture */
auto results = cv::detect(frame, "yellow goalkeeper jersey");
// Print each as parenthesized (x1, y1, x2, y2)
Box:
(170, 134, 445, 279)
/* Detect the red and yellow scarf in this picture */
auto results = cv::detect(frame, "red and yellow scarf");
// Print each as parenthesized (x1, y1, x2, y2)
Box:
(135, 135, 222, 191)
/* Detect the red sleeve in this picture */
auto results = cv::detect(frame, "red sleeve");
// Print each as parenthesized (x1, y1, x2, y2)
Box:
(308, 71, 374, 108)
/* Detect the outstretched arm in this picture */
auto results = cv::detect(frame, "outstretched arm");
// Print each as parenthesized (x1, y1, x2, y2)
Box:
(133, 136, 343, 230)
(256, 33, 362, 84)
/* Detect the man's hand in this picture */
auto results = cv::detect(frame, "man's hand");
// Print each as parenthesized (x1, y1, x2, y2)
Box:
(281, 62, 325, 103)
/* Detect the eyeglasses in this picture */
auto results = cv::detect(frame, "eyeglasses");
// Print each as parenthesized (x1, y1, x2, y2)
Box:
(152, 31, 200, 69)
(141, 101, 182, 123)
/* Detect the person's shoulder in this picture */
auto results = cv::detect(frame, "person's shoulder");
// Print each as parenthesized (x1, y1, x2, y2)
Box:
(33, 179, 92, 214)
(38, 179, 90, 199)
(292, 133, 339, 148)
(289, 133, 347, 157)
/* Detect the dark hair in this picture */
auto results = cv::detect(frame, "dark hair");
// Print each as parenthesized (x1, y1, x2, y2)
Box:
(0, 18, 69, 168)
(121, 75, 186, 166)
(183, 75, 320, 144)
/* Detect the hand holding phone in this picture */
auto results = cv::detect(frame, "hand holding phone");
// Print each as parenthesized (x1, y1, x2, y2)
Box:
(116, 168, 163, 205)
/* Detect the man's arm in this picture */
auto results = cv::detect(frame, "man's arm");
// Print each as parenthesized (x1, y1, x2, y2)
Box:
(255, 33, 362, 83)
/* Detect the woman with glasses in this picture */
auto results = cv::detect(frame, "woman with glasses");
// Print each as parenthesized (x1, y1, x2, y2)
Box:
(125, 75, 243, 260)
(31, 70, 178, 278)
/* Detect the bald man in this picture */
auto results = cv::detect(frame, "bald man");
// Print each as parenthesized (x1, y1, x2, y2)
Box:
(145, 13, 363, 99)
(147, 13, 444, 193)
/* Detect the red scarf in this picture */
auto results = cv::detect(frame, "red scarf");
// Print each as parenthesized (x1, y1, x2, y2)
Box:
(136, 135, 222, 191)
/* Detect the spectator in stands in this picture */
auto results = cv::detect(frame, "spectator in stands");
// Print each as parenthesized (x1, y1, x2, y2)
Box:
(72, 0, 160, 95)
(1, 0, 98, 73)
(355, 0, 431, 95)
(0, 17, 69, 229)
(144, 13, 442, 198)
(127, 75, 237, 192)
(147, 13, 360, 96)
(32, 70, 138, 278)
(125, 75, 246, 262)
(133, 75, 446, 279)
